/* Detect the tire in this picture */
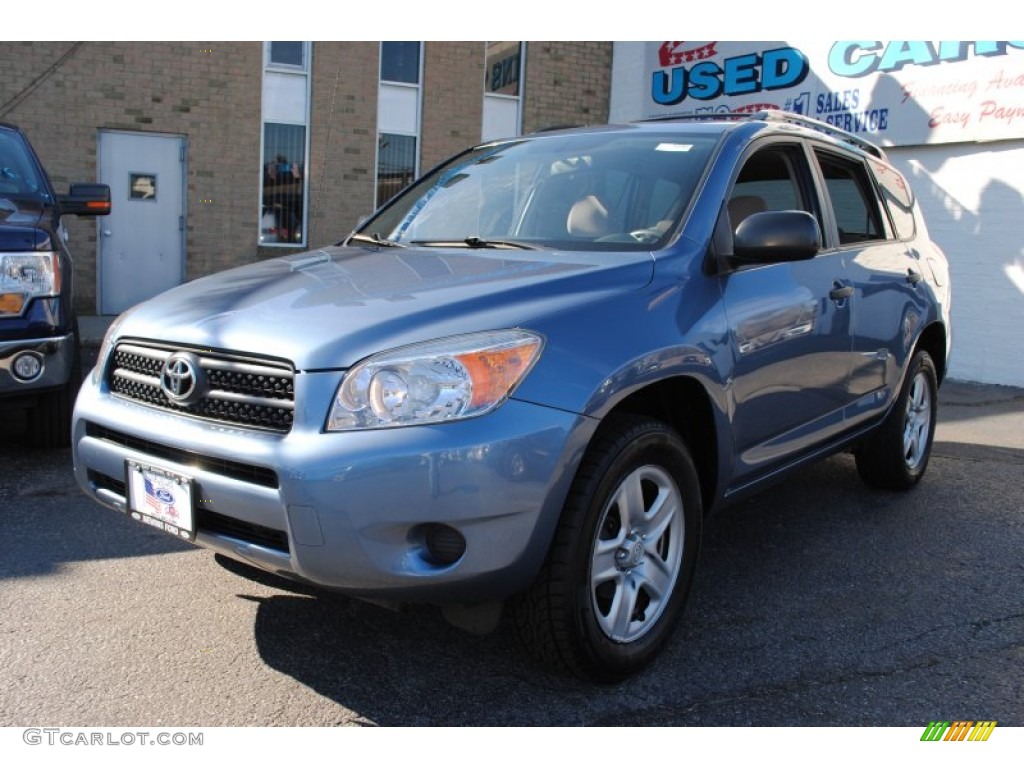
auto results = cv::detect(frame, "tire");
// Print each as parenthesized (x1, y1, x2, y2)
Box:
(855, 350, 938, 490)
(26, 380, 76, 449)
(514, 415, 702, 682)
(26, 328, 82, 450)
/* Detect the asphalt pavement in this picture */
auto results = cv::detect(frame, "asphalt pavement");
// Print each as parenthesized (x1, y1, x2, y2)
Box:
(0, 368, 1021, 727)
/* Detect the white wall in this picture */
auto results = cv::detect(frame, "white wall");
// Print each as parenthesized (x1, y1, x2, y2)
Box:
(610, 42, 646, 124)
(608, 40, 1024, 386)
(888, 143, 1024, 386)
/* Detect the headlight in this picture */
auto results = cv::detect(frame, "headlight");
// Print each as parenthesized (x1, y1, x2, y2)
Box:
(326, 330, 543, 431)
(0, 252, 60, 316)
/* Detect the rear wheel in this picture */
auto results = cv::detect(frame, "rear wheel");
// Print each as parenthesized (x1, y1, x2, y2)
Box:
(514, 415, 702, 682)
(855, 350, 937, 490)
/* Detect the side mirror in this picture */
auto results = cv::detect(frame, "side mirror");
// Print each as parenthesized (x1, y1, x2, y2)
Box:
(58, 183, 111, 217)
(733, 210, 820, 265)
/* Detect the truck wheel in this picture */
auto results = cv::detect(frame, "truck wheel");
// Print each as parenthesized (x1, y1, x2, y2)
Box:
(515, 415, 702, 682)
(855, 350, 938, 490)
(26, 332, 82, 450)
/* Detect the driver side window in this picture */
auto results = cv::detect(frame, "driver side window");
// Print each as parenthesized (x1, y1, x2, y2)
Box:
(728, 146, 813, 233)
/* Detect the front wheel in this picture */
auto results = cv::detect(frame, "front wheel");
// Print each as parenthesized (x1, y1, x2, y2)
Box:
(26, 331, 82, 450)
(855, 350, 938, 490)
(514, 415, 702, 682)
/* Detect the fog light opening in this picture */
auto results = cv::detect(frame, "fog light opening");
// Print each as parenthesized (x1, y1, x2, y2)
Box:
(12, 352, 44, 382)
(424, 523, 467, 566)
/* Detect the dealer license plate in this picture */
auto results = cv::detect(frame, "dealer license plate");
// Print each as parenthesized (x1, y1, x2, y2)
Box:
(126, 459, 194, 541)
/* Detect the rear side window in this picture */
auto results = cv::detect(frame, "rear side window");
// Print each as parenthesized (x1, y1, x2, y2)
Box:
(814, 151, 886, 245)
(870, 159, 917, 240)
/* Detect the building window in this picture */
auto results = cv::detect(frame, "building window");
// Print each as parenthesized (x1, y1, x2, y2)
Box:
(261, 42, 310, 246)
(482, 42, 524, 142)
(262, 124, 306, 244)
(486, 41, 521, 96)
(268, 41, 306, 69)
(380, 42, 421, 84)
(377, 133, 417, 208)
(377, 42, 422, 208)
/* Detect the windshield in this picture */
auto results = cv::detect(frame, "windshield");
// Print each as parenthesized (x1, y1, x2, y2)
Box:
(357, 130, 718, 251)
(0, 130, 49, 204)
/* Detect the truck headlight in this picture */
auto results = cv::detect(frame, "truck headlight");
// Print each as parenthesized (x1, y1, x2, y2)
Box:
(326, 330, 543, 431)
(0, 252, 59, 316)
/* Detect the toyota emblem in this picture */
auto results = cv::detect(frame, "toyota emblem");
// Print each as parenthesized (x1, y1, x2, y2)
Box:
(160, 353, 204, 405)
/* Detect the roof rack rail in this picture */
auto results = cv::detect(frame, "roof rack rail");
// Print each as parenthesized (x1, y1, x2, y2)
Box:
(531, 123, 586, 134)
(750, 109, 885, 158)
(639, 112, 753, 123)
(637, 109, 886, 159)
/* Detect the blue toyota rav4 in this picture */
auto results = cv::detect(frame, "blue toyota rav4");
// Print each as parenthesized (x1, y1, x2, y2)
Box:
(1, 122, 110, 448)
(72, 112, 951, 681)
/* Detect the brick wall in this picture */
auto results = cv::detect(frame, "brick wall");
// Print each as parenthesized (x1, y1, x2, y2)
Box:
(421, 42, 485, 171)
(522, 42, 612, 133)
(305, 41, 379, 249)
(0, 42, 261, 313)
(0, 42, 613, 315)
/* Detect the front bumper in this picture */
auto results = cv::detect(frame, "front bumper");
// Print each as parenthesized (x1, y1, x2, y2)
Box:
(72, 368, 592, 602)
(0, 332, 75, 399)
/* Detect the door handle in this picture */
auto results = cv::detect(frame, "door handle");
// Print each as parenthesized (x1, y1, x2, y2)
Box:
(829, 282, 854, 301)
(102, 229, 113, 237)
(907, 268, 923, 285)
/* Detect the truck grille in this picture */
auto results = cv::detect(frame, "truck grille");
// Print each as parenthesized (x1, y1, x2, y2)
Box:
(108, 341, 295, 432)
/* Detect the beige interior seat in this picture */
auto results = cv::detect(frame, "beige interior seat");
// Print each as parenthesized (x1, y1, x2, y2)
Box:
(566, 195, 610, 237)
(727, 195, 767, 230)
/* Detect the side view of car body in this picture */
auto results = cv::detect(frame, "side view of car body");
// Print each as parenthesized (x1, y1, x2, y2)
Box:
(71, 112, 951, 680)
(0, 122, 110, 447)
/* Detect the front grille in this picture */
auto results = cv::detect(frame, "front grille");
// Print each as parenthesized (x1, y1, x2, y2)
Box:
(87, 468, 289, 554)
(85, 422, 279, 488)
(108, 341, 295, 432)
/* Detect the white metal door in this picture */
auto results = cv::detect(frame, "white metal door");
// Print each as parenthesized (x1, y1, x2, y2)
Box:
(98, 131, 185, 314)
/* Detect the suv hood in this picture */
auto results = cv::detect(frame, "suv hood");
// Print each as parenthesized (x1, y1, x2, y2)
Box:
(117, 245, 654, 369)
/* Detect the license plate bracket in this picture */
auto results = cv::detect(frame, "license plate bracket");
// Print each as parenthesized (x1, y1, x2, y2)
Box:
(125, 459, 195, 541)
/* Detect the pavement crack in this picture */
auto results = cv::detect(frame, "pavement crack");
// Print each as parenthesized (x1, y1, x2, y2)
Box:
(969, 612, 1024, 629)
(868, 611, 1024, 653)
(587, 643, 1017, 726)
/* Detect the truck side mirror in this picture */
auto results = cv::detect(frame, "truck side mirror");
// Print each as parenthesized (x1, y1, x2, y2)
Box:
(59, 183, 112, 217)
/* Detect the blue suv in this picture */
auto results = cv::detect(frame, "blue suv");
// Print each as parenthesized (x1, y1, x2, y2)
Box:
(72, 112, 951, 680)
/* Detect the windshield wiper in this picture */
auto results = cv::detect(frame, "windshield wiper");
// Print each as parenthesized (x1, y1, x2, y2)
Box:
(344, 232, 406, 248)
(410, 236, 538, 250)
